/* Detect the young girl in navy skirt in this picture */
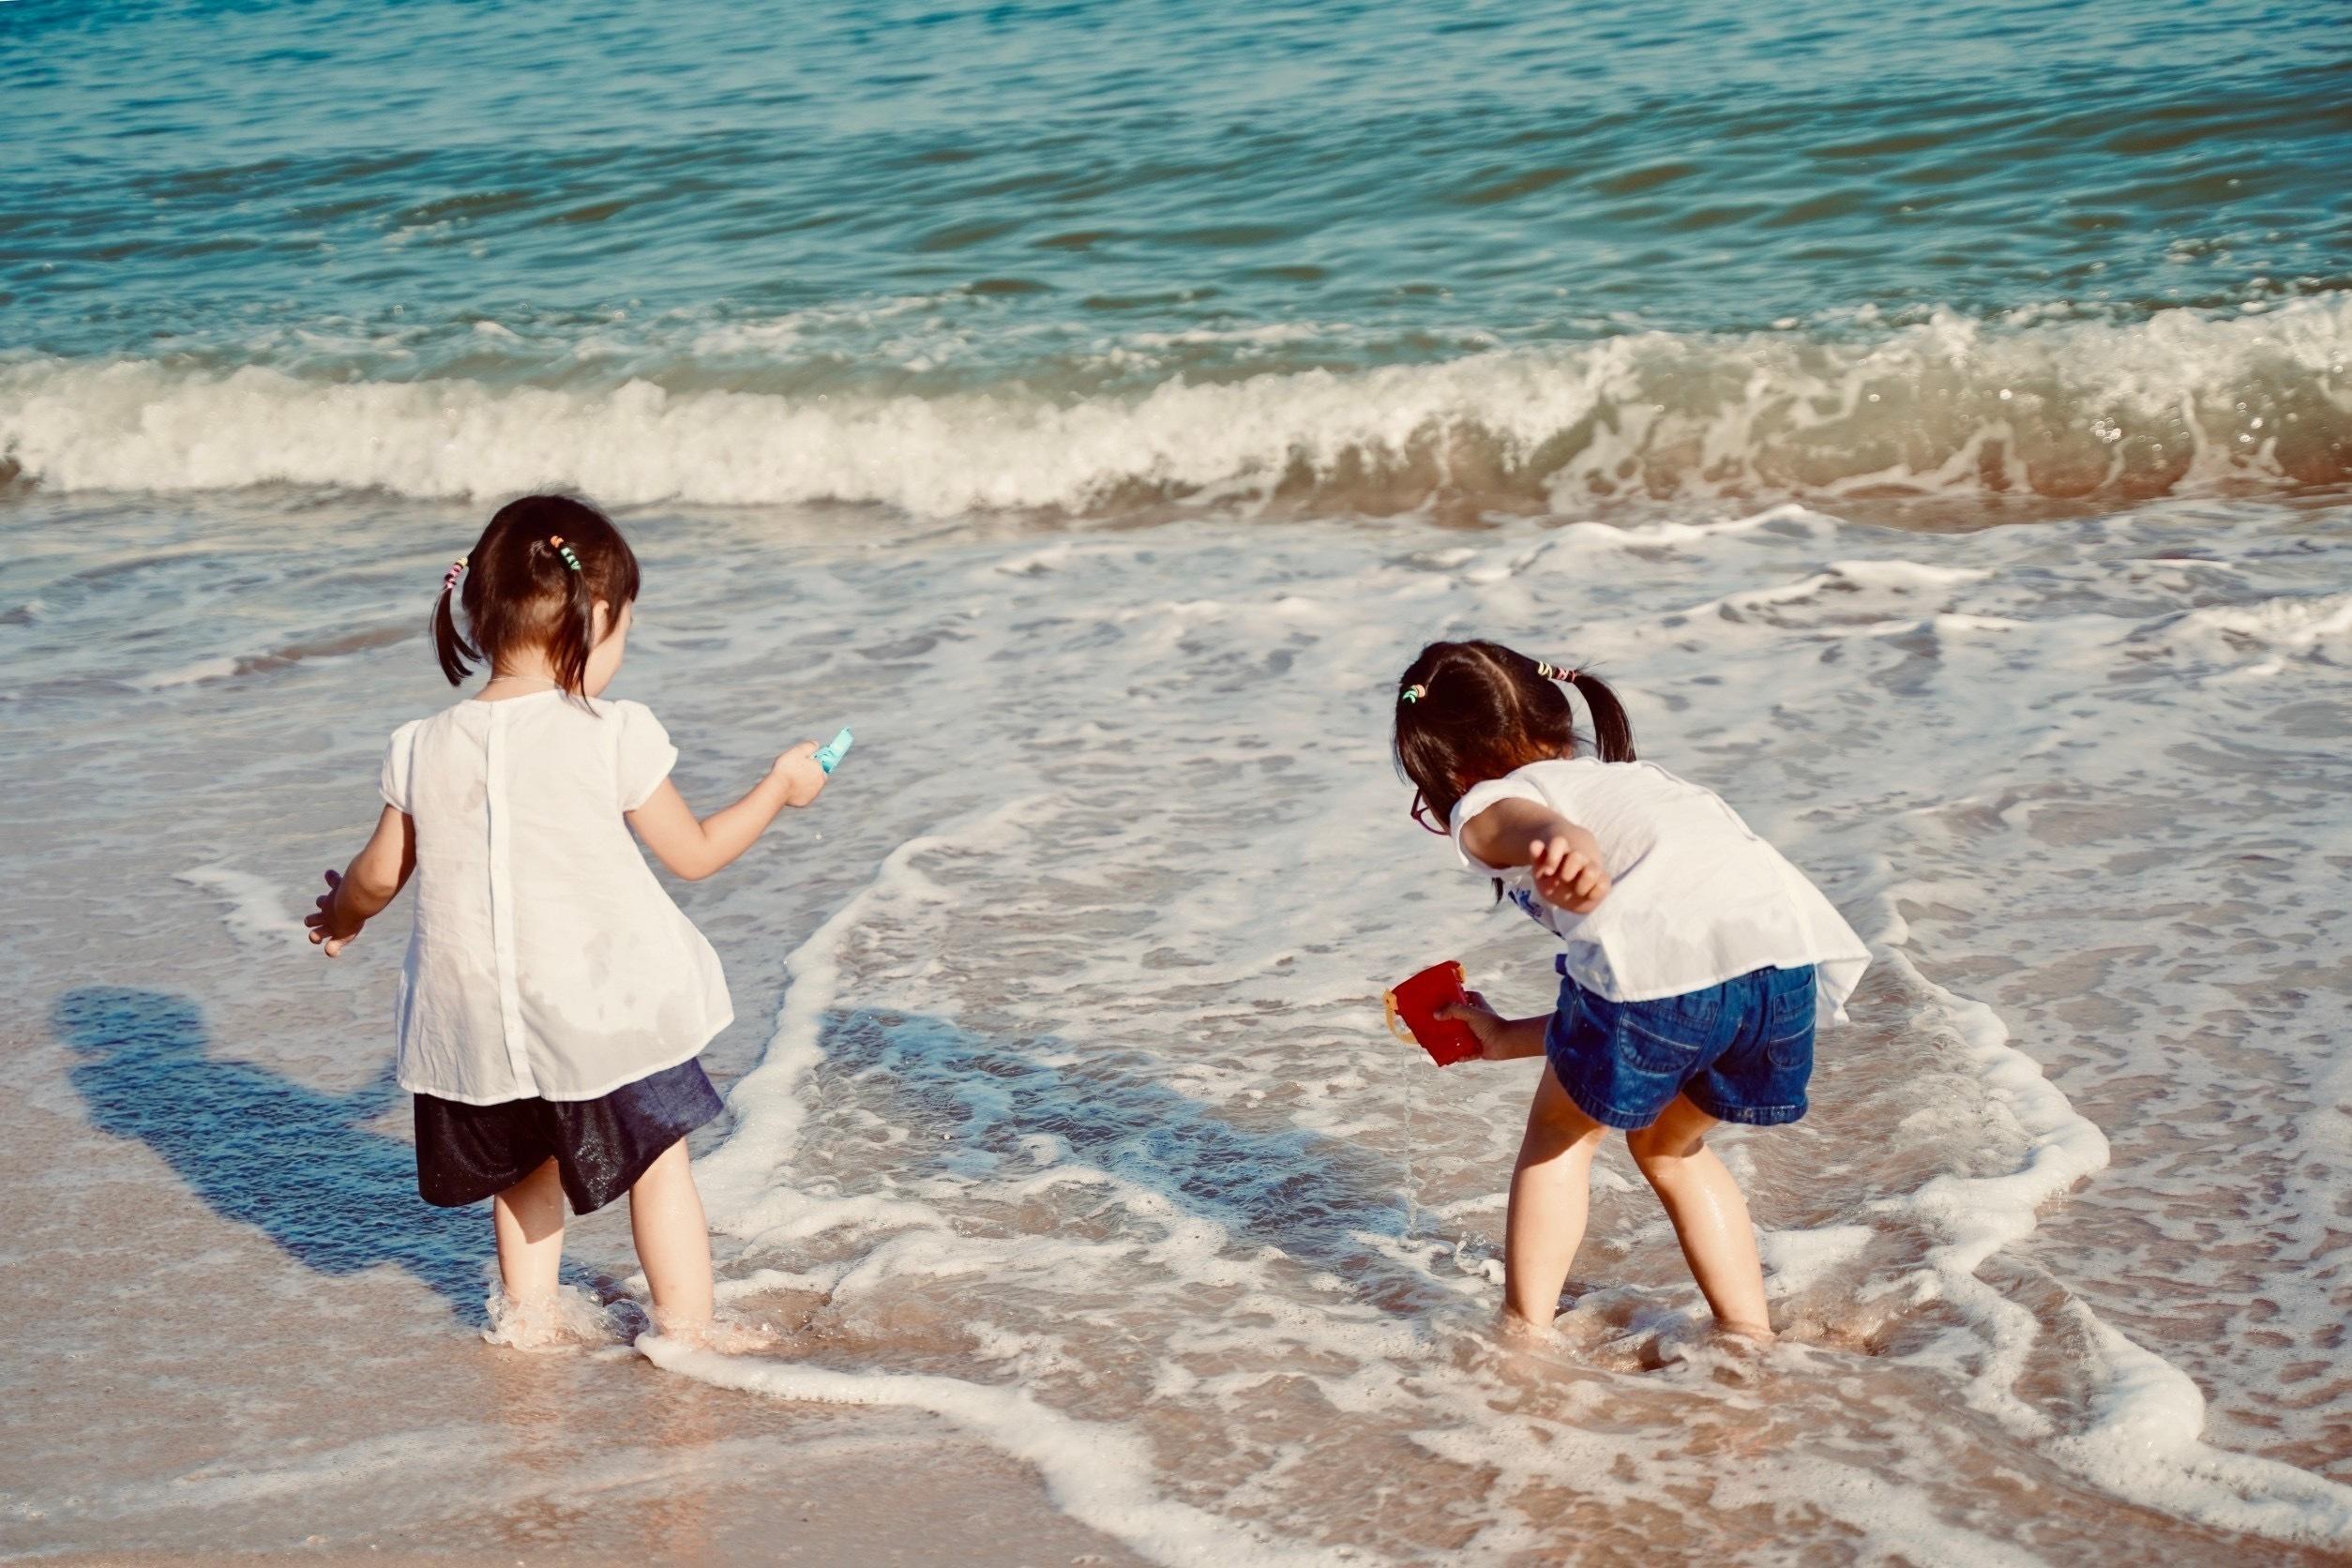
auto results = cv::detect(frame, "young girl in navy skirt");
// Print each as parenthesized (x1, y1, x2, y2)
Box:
(1395, 641, 1870, 1341)
(307, 494, 832, 1346)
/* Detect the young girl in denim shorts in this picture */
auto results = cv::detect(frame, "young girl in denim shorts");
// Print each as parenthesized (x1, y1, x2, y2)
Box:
(1395, 640, 1869, 1340)
(306, 494, 834, 1347)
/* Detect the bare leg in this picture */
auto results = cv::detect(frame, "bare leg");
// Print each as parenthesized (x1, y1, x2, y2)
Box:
(491, 1156, 566, 1309)
(1625, 1094, 1772, 1338)
(629, 1139, 715, 1339)
(1501, 1062, 1607, 1334)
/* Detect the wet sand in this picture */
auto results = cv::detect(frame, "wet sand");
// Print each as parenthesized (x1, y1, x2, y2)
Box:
(5, 492, 2348, 1563)
(1, 998, 1143, 1565)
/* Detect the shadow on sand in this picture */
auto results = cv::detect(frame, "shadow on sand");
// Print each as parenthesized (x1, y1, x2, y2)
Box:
(821, 1008, 1454, 1316)
(55, 986, 493, 1319)
(54, 987, 1453, 1325)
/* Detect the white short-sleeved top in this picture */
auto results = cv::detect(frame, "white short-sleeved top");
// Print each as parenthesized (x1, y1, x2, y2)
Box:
(1451, 758, 1872, 1020)
(379, 692, 732, 1105)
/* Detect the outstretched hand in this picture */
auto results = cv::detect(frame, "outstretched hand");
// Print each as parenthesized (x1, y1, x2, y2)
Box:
(771, 740, 829, 807)
(305, 868, 361, 957)
(1530, 830, 1610, 914)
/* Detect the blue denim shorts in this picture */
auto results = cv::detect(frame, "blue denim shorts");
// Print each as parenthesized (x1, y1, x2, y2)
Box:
(1545, 958, 1816, 1129)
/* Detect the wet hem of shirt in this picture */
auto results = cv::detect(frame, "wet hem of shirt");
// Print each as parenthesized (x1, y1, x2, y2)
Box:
(1556, 949, 1872, 1006)
(396, 1010, 736, 1108)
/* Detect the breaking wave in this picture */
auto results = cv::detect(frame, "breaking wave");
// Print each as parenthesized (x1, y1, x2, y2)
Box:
(3, 298, 2345, 518)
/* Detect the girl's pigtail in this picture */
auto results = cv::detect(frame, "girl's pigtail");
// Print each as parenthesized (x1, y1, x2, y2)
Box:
(542, 534, 596, 701)
(1564, 671, 1636, 763)
(1524, 651, 1637, 763)
(433, 558, 477, 686)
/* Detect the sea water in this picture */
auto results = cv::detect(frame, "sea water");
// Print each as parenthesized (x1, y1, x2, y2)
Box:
(2, 0, 2347, 1561)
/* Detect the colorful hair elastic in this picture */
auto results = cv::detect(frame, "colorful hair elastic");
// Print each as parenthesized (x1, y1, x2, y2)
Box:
(1535, 661, 1579, 683)
(548, 535, 583, 573)
(441, 556, 467, 593)
(1400, 684, 1427, 704)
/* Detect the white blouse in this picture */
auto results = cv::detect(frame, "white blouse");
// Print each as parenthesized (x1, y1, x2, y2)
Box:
(1451, 758, 1871, 1020)
(379, 692, 732, 1105)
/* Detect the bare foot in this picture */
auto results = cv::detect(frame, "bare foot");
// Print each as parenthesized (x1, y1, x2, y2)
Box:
(482, 1286, 617, 1350)
(1496, 1305, 1560, 1347)
(648, 1307, 782, 1353)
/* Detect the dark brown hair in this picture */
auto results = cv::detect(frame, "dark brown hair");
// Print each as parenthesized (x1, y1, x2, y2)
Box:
(1393, 640, 1636, 830)
(432, 494, 641, 701)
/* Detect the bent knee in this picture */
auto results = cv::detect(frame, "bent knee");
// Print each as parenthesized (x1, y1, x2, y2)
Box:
(1520, 1108, 1603, 1161)
(1626, 1122, 1705, 1168)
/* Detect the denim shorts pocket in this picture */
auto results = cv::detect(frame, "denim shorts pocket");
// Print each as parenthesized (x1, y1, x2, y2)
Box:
(1762, 969, 1813, 1034)
(1761, 970, 1816, 1069)
(1624, 1022, 1707, 1075)
(1614, 1002, 1712, 1076)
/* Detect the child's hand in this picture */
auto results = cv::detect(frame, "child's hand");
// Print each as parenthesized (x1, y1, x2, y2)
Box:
(305, 868, 365, 957)
(1438, 990, 1515, 1062)
(771, 741, 829, 807)
(1530, 826, 1610, 914)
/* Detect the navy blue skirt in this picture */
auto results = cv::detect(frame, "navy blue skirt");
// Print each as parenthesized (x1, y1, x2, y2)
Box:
(413, 1057, 724, 1214)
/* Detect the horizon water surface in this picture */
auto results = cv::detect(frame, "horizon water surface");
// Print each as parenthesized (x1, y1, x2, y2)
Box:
(3, 0, 2348, 515)
(3, 1, 2350, 1563)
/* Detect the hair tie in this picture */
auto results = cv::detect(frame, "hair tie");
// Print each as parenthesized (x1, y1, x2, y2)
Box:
(441, 556, 467, 593)
(548, 535, 583, 573)
(1535, 661, 1579, 684)
(1399, 684, 1427, 704)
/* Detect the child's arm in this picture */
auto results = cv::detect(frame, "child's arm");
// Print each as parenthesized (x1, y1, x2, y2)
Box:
(306, 806, 416, 957)
(627, 741, 828, 882)
(1457, 798, 1612, 914)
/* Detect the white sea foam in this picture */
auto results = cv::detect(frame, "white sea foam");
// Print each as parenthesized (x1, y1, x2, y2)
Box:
(137, 656, 241, 690)
(27, 488, 2349, 1560)
(2173, 591, 2352, 656)
(596, 501, 2352, 1562)
(639, 1339, 1334, 1567)
(3, 297, 2344, 514)
(478, 1282, 621, 1350)
(174, 863, 307, 948)
(694, 798, 1049, 1222)
(2052, 1307, 2352, 1544)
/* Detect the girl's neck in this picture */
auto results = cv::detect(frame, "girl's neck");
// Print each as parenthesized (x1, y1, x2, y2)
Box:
(477, 655, 565, 703)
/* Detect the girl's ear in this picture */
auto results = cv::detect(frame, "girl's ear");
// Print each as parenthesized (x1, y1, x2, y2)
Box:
(590, 599, 611, 644)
